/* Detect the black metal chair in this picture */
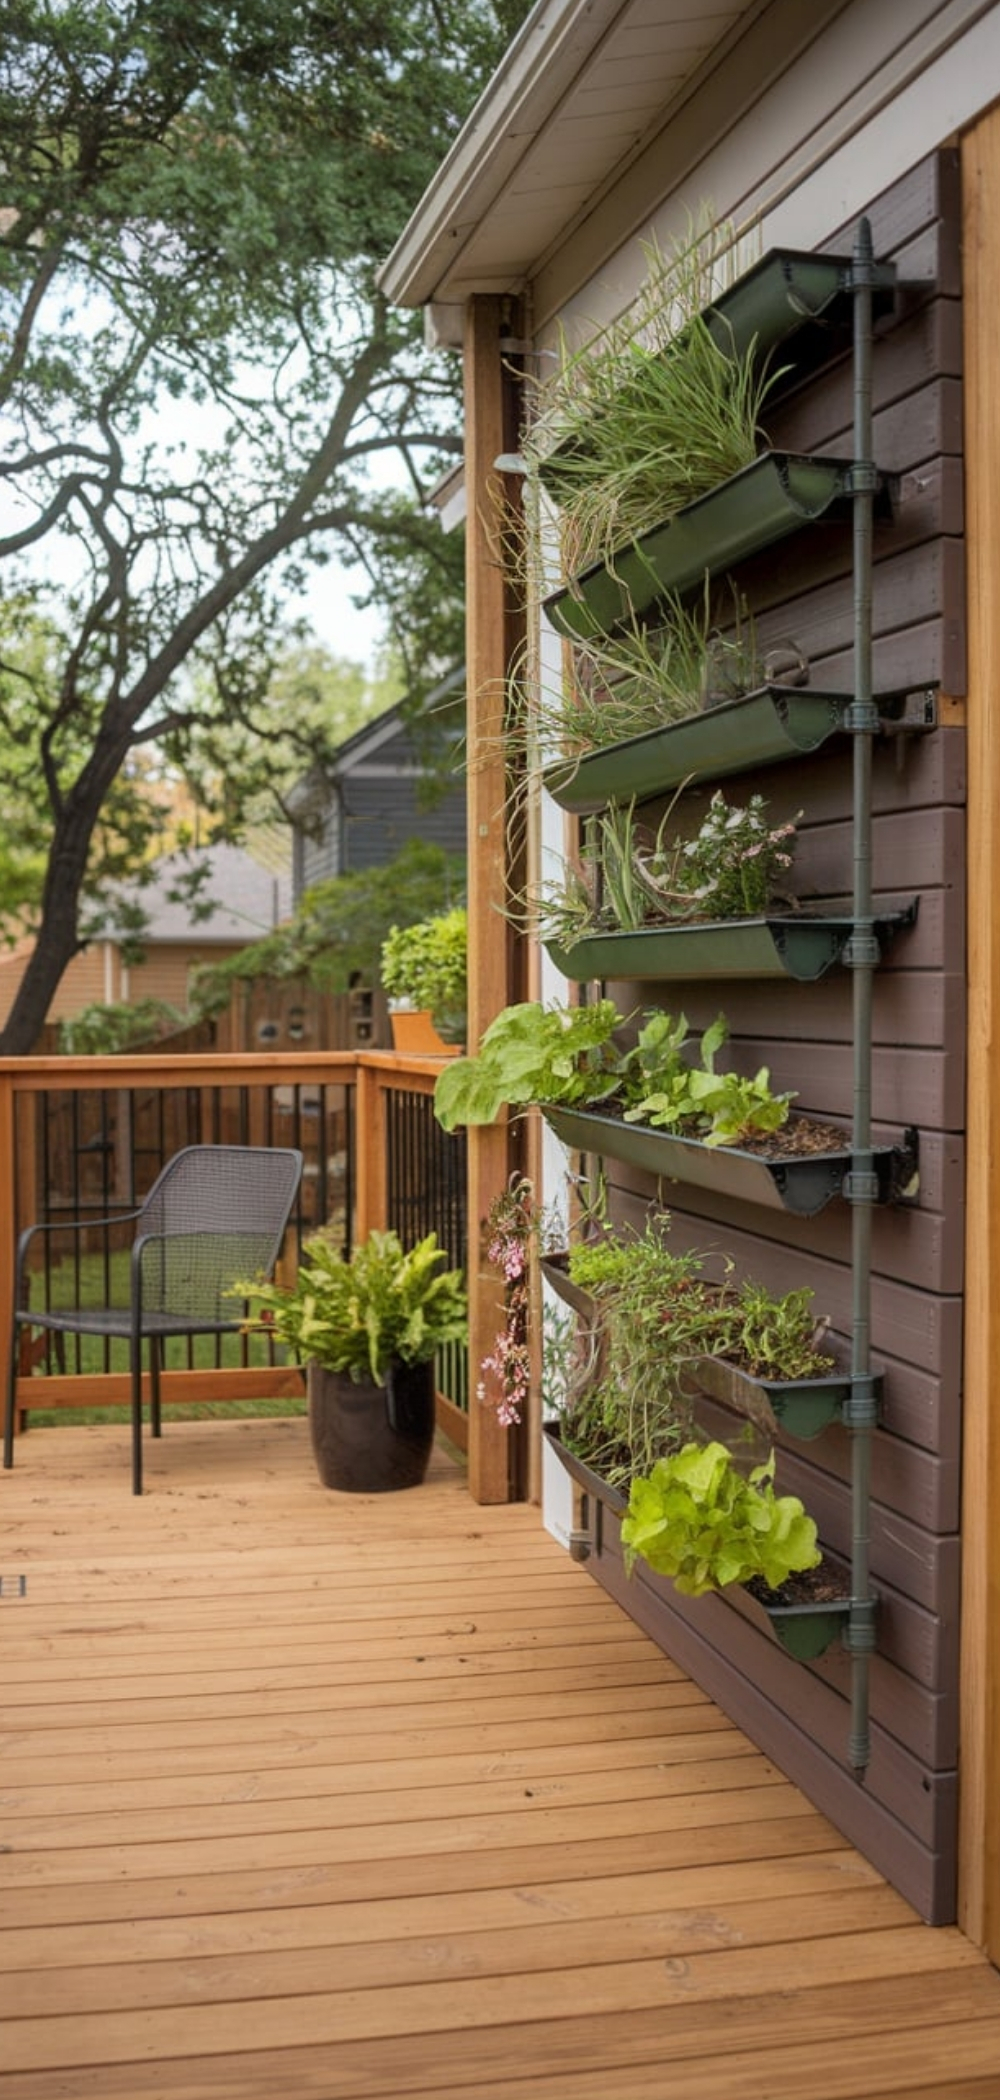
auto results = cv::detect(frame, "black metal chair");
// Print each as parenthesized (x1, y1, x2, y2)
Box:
(3, 1145, 303, 1494)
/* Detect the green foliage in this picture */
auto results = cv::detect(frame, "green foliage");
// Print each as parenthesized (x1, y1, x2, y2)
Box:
(561, 1218, 831, 1487)
(0, 0, 524, 1048)
(190, 839, 466, 1014)
(434, 1000, 622, 1132)
(57, 998, 188, 1056)
(432, 996, 795, 1148)
(380, 908, 467, 1035)
(524, 223, 780, 582)
(540, 791, 799, 950)
(621, 1441, 821, 1595)
(236, 1229, 468, 1385)
(620, 1012, 794, 1147)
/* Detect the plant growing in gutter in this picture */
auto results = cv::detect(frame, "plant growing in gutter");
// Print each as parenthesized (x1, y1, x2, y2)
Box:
(620, 1440, 821, 1596)
(557, 1218, 832, 1487)
(537, 791, 799, 949)
(433, 998, 796, 1153)
(523, 221, 782, 580)
(433, 999, 623, 1132)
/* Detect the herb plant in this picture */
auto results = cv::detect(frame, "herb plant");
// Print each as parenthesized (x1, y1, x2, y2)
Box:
(538, 792, 799, 951)
(621, 1440, 821, 1595)
(559, 1216, 832, 1488)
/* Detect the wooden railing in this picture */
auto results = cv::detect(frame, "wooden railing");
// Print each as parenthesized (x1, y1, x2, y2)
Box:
(0, 1049, 469, 1450)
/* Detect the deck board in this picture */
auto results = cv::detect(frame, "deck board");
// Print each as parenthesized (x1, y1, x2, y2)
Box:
(2, 1419, 999, 2099)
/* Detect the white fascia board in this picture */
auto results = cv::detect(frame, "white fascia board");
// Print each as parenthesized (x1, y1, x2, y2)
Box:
(378, 0, 629, 309)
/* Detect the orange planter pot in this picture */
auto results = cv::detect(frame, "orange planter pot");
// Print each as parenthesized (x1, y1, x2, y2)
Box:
(388, 1008, 452, 1055)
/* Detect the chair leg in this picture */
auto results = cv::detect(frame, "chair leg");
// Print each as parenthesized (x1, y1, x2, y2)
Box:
(3, 1320, 20, 1470)
(130, 1337, 143, 1496)
(150, 1338, 162, 1438)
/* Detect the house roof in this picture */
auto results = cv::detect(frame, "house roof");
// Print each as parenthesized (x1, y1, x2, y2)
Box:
(379, 0, 764, 319)
(116, 843, 293, 946)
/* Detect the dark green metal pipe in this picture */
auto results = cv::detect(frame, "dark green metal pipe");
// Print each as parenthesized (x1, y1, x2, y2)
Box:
(847, 216, 880, 1775)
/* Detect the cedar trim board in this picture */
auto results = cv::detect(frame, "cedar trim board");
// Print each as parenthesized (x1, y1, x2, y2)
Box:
(584, 1514, 956, 1924)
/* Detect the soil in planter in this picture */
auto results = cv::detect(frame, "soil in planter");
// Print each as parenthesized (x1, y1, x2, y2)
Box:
(583, 1098, 852, 1160)
(745, 1560, 852, 1609)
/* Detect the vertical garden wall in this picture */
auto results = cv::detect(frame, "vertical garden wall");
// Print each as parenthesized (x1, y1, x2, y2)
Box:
(542, 147, 964, 1924)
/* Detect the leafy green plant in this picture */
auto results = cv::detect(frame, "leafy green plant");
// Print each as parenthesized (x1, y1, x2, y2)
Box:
(621, 1440, 821, 1595)
(380, 908, 467, 1039)
(235, 1229, 467, 1385)
(434, 999, 622, 1132)
(696, 1067, 795, 1148)
(619, 1011, 727, 1118)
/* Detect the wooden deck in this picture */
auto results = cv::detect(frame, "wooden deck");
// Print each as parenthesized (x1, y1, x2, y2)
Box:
(2, 1420, 1000, 2100)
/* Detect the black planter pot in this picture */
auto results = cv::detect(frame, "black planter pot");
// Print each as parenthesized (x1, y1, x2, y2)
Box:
(308, 1358, 436, 1493)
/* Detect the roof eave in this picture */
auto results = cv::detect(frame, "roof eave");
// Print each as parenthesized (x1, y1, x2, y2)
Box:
(378, 0, 626, 308)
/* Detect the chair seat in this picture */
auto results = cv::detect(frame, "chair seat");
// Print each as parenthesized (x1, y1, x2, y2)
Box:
(17, 1307, 243, 1340)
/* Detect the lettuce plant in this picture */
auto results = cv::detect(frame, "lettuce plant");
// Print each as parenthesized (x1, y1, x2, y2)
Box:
(621, 1440, 821, 1596)
(434, 999, 622, 1132)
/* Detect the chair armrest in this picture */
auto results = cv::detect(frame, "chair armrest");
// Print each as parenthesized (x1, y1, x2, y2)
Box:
(13, 1209, 143, 1310)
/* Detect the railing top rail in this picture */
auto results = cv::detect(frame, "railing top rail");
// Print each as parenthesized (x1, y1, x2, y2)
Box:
(0, 1049, 451, 1090)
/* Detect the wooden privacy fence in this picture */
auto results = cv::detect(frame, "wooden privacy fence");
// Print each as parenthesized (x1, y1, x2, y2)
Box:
(0, 1050, 469, 1448)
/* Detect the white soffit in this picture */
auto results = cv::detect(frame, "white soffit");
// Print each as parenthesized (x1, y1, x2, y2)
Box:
(379, 0, 763, 311)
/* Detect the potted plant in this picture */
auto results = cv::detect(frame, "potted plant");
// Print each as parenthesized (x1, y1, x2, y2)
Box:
(380, 907, 467, 1051)
(237, 1229, 468, 1492)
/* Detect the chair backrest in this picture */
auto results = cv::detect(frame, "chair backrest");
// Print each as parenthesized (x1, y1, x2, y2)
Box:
(136, 1146, 303, 1320)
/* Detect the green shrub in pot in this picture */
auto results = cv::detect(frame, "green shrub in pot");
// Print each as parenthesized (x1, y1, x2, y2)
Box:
(380, 908, 467, 1043)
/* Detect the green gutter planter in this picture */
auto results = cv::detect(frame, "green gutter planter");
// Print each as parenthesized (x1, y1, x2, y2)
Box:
(726, 1571, 854, 1661)
(544, 453, 889, 643)
(539, 1252, 597, 1323)
(684, 1348, 882, 1443)
(539, 250, 896, 497)
(543, 1103, 918, 1218)
(545, 905, 917, 985)
(542, 1424, 852, 1660)
(541, 685, 933, 816)
(704, 248, 895, 368)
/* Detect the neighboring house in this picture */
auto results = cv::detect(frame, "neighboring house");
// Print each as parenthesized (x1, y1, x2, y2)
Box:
(287, 683, 466, 903)
(381, 1, 1000, 1948)
(0, 841, 292, 1030)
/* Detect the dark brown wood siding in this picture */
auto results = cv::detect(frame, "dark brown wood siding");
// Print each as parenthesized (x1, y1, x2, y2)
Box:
(567, 149, 965, 1925)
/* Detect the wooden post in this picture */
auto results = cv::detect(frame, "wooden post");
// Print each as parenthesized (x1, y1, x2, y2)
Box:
(959, 104, 1000, 1960)
(0, 1067, 17, 1429)
(353, 1057, 387, 1241)
(464, 296, 521, 1503)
